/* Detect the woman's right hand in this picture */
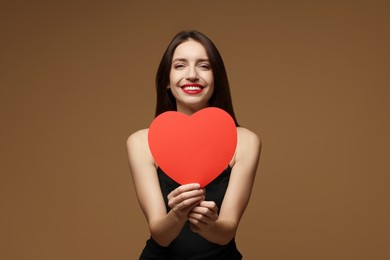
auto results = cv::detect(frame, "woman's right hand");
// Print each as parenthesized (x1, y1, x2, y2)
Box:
(167, 184, 204, 219)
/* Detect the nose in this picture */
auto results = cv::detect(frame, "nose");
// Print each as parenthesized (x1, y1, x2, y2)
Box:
(186, 65, 198, 81)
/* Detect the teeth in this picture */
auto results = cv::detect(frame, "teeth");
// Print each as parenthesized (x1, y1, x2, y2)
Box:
(184, 86, 201, 90)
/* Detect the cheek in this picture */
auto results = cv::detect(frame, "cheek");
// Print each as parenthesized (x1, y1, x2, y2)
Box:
(207, 74, 215, 88)
(169, 71, 182, 85)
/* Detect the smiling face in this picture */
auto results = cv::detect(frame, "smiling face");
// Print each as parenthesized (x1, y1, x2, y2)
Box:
(168, 39, 214, 115)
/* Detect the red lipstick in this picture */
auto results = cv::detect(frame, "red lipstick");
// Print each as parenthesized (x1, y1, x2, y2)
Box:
(181, 84, 204, 95)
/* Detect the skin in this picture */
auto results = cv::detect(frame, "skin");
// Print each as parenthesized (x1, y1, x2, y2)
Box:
(127, 39, 261, 247)
(168, 40, 214, 115)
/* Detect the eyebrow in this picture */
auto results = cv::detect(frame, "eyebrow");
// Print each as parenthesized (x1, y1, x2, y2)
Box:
(172, 58, 210, 63)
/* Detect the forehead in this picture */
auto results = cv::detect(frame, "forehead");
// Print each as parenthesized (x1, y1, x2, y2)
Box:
(172, 40, 209, 60)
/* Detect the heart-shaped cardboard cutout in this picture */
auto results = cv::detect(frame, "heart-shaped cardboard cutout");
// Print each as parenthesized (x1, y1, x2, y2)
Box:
(148, 107, 237, 188)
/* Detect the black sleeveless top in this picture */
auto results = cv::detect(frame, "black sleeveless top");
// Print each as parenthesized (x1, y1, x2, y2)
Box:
(139, 166, 242, 260)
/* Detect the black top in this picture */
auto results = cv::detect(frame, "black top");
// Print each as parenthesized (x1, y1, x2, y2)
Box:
(139, 165, 242, 260)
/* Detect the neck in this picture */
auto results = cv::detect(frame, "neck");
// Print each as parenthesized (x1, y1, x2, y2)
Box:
(176, 102, 209, 115)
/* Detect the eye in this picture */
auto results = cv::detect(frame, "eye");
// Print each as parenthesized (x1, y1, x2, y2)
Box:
(199, 63, 211, 70)
(173, 63, 185, 69)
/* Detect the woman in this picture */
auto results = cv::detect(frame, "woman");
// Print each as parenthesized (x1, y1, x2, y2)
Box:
(127, 30, 261, 259)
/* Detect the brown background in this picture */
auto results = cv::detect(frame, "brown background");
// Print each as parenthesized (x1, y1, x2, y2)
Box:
(1, 1, 389, 259)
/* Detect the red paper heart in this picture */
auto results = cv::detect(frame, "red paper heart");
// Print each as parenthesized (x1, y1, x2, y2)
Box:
(148, 107, 237, 188)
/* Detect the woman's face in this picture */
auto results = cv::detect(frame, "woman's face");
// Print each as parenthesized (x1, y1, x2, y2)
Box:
(169, 39, 214, 115)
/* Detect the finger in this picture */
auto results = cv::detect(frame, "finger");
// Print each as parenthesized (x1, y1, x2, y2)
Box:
(168, 189, 204, 208)
(188, 212, 210, 224)
(189, 222, 201, 233)
(198, 201, 218, 212)
(167, 183, 200, 199)
(190, 207, 218, 221)
(171, 195, 204, 213)
(173, 189, 204, 203)
(189, 215, 209, 228)
(190, 206, 212, 217)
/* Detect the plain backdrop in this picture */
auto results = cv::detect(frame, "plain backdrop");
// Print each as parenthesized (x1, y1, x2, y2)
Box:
(1, 1, 389, 259)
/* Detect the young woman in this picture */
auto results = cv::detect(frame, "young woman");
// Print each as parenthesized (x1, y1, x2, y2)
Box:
(127, 30, 261, 259)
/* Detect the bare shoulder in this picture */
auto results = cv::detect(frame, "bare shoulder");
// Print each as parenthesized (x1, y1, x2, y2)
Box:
(236, 127, 262, 148)
(233, 127, 262, 165)
(126, 128, 155, 166)
(126, 128, 149, 147)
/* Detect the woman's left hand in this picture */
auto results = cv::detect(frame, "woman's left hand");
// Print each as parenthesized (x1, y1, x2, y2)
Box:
(188, 201, 219, 233)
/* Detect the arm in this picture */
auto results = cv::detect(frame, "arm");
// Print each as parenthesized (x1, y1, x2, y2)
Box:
(127, 129, 204, 246)
(188, 127, 261, 245)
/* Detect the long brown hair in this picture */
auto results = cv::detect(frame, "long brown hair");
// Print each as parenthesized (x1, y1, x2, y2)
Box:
(155, 30, 239, 126)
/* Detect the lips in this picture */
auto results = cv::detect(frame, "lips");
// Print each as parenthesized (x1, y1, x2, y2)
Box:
(181, 84, 205, 95)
